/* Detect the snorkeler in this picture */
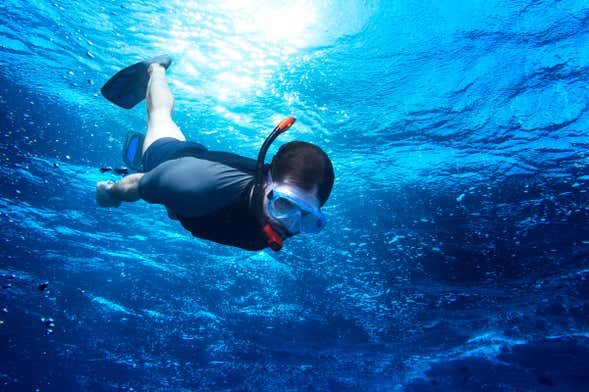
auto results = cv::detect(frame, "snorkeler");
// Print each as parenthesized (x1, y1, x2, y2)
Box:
(95, 55, 334, 251)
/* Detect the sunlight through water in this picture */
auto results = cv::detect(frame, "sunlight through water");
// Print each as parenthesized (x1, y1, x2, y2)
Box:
(155, 1, 321, 103)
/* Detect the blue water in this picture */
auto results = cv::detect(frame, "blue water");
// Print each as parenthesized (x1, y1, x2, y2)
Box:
(1, 0, 589, 390)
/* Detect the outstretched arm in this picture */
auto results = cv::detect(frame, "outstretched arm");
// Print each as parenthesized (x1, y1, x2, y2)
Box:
(96, 173, 144, 207)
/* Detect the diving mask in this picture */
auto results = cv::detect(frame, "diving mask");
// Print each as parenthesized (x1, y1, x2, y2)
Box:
(266, 175, 326, 235)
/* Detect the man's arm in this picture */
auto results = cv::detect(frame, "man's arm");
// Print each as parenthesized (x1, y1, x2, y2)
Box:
(96, 173, 144, 207)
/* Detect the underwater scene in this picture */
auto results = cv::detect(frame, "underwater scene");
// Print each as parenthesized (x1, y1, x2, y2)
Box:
(1, 0, 589, 390)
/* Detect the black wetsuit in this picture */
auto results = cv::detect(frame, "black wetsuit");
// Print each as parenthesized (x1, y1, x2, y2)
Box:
(139, 138, 268, 250)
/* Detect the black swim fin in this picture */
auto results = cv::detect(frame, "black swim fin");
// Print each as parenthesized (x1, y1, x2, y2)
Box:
(101, 54, 172, 109)
(122, 131, 145, 171)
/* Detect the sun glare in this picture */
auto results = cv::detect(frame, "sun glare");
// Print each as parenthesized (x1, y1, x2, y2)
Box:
(231, 1, 318, 45)
(155, 1, 319, 104)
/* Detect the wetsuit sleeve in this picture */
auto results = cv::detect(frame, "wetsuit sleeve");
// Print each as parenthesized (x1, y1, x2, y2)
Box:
(138, 157, 249, 218)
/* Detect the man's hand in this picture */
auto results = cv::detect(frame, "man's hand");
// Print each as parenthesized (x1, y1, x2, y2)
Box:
(96, 181, 122, 208)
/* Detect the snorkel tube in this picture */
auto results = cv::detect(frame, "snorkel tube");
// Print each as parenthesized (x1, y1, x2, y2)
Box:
(252, 116, 296, 251)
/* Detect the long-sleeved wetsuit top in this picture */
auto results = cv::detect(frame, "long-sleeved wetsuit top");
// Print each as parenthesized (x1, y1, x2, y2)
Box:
(139, 156, 253, 218)
(137, 148, 268, 250)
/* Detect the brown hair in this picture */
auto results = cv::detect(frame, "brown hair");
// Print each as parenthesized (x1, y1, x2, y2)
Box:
(270, 141, 334, 206)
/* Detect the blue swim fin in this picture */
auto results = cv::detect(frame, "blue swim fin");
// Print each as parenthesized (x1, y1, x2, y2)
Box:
(122, 132, 145, 171)
(101, 54, 172, 109)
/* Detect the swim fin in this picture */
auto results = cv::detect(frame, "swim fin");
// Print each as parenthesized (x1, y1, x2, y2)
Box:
(101, 54, 172, 109)
(122, 131, 145, 171)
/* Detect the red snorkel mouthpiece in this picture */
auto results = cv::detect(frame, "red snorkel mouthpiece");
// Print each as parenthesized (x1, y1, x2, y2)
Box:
(262, 223, 283, 251)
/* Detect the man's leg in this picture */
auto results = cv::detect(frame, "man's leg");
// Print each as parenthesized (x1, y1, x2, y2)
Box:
(142, 64, 186, 157)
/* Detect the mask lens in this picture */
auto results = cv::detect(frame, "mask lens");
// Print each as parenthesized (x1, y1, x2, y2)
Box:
(300, 211, 326, 233)
(268, 189, 326, 234)
(282, 211, 302, 234)
(270, 196, 298, 218)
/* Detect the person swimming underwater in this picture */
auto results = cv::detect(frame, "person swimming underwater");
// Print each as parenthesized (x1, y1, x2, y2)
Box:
(95, 55, 335, 251)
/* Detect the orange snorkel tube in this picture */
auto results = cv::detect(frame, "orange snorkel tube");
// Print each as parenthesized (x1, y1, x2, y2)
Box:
(252, 117, 296, 251)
